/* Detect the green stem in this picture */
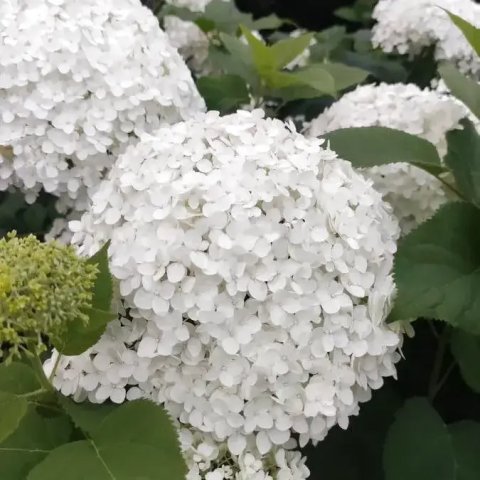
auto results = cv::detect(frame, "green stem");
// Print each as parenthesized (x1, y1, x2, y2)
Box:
(430, 361, 456, 400)
(49, 352, 63, 383)
(428, 326, 451, 401)
(30, 354, 52, 391)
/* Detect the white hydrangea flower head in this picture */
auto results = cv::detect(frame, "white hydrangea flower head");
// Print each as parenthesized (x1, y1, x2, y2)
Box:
(372, 0, 480, 75)
(56, 109, 401, 454)
(0, 0, 205, 208)
(307, 82, 467, 233)
(180, 429, 310, 480)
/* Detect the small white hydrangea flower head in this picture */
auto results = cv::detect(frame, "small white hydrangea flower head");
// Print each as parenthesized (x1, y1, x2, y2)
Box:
(307, 82, 467, 233)
(372, 0, 480, 75)
(0, 0, 205, 208)
(180, 429, 310, 480)
(63, 109, 401, 455)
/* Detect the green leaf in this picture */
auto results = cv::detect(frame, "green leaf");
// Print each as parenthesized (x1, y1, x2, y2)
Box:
(451, 330, 480, 393)
(0, 408, 72, 480)
(444, 10, 480, 57)
(0, 363, 42, 395)
(270, 66, 336, 98)
(28, 400, 186, 480)
(217, 35, 258, 87)
(449, 421, 480, 479)
(319, 62, 368, 91)
(439, 63, 480, 119)
(0, 393, 28, 443)
(324, 127, 443, 173)
(384, 398, 455, 480)
(445, 118, 480, 207)
(197, 74, 250, 113)
(389, 202, 480, 333)
(86, 241, 113, 312)
(55, 307, 116, 356)
(270, 33, 314, 69)
(58, 396, 116, 437)
(239, 25, 275, 78)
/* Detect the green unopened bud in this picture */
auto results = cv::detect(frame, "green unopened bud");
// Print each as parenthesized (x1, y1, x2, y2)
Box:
(0, 232, 98, 361)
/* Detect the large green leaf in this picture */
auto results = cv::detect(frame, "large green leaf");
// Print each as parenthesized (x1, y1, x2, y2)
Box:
(197, 74, 250, 113)
(439, 64, 480, 119)
(445, 119, 480, 208)
(270, 33, 314, 69)
(0, 363, 42, 395)
(319, 62, 369, 91)
(324, 127, 443, 173)
(0, 393, 28, 443)
(389, 202, 480, 333)
(54, 307, 116, 356)
(451, 330, 480, 393)
(217, 35, 258, 87)
(444, 10, 480, 57)
(270, 66, 336, 98)
(55, 242, 116, 355)
(28, 400, 186, 480)
(86, 242, 113, 313)
(58, 396, 116, 437)
(449, 421, 480, 480)
(384, 398, 455, 480)
(239, 25, 275, 78)
(0, 408, 71, 480)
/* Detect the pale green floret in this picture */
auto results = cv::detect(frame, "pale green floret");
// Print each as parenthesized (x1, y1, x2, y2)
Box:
(0, 232, 98, 361)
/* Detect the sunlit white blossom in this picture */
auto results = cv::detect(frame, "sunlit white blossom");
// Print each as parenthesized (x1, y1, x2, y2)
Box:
(307, 83, 467, 233)
(0, 0, 204, 209)
(372, 0, 480, 75)
(53, 110, 401, 457)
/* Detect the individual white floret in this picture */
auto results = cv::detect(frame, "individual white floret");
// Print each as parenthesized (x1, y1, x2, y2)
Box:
(54, 110, 401, 455)
(0, 0, 205, 209)
(372, 0, 480, 75)
(307, 83, 467, 233)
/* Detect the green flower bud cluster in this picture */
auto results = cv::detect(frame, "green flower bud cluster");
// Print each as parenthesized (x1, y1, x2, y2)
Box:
(0, 232, 98, 362)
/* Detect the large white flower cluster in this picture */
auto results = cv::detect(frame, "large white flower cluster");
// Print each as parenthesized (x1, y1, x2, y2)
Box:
(53, 110, 401, 459)
(372, 0, 480, 75)
(0, 0, 204, 209)
(307, 82, 467, 233)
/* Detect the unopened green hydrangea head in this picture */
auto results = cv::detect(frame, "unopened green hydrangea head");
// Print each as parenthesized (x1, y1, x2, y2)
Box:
(0, 233, 98, 361)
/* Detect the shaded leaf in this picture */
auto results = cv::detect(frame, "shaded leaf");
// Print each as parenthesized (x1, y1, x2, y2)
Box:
(449, 421, 480, 480)
(0, 393, 28, 443)
(439, 63, 480, 119)
(324, 127, 443, 173)
(0, 363, 41, 395)
(197, 74, 250, 113)
(384, 398, 454, 480)
(389, 202, 480, 333)
(451, 330, 480, 393)
(0, 408, 71, 480)
(58, 396, 116, 437)
(445, 118, 480, 207)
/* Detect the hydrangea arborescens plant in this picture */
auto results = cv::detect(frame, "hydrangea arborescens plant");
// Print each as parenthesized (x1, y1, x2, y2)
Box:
(372, 0, 480, 75)
(307, 82, 467, 233)
(0, 232, 98, 362)
(0, 0, 204, 209)
(51, 110, 402, 463)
